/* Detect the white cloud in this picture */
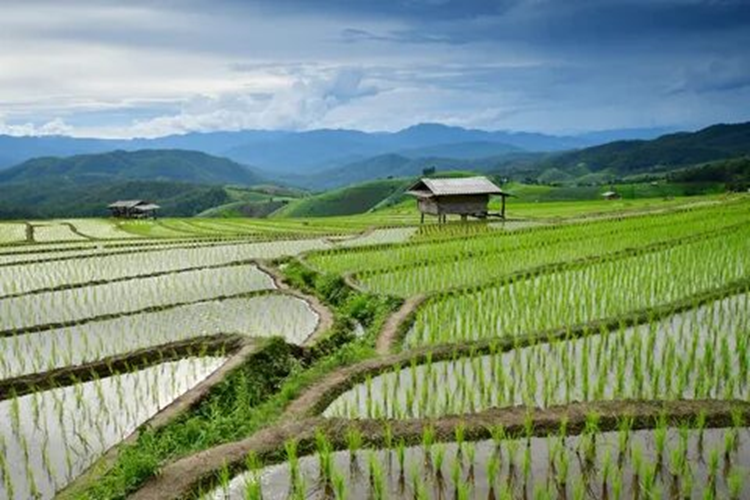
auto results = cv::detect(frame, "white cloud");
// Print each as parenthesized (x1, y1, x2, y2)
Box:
(0, 117, 73, 137)
(115, 67, 380, 138)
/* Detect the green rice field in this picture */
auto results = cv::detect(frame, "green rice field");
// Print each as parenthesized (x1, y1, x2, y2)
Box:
(1, 193, 748, 499)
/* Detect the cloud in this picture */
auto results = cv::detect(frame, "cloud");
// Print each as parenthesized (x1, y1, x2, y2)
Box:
(669, 57, 750, 95)
(0, 117, 73, 137)
(122, 67, 380, 137)
(0, 0, 749, 137)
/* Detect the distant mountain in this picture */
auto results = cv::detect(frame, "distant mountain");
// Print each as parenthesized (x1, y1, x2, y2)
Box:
(541, 122, 750, 175)
(299, 151, 545, 190)
(0, 149, 265, 186)
(0, 123, 677, 173)
(396, 141, 521, 159)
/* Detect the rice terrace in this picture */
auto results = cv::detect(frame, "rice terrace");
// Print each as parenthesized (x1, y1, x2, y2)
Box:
(0, 189, 747, 500)
(3, 1, 750, 499)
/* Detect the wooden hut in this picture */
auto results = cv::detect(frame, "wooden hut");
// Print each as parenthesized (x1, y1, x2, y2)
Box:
(108, 200, 160, 219)
(406, 176, 509, 223)
(602, 191, 621, 200)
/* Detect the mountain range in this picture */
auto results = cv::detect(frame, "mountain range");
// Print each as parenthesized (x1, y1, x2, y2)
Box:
(0, 121, 748, 219)
(0, 123, 674, 174)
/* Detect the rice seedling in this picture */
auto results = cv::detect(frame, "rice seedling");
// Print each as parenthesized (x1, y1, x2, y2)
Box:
(0, 264, 275, 333)
(59, 219, 141, 240)
(30, 222, 88, 243)
(0, 236, 347, 297)
(0, 223, 28, 245)
(0, 357, 224, 499)
(326, 292, 750, 419)
(308, 199, 749, 278)
(205, 425, 750, 499)
(0, 293, 318, 380)
(360, 206, 750, 296)
(408, 224, 750, 346)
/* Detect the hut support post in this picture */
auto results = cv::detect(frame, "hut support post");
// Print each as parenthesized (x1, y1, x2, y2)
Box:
(501, 195, 506, 219)
(420, 213, 425, 224)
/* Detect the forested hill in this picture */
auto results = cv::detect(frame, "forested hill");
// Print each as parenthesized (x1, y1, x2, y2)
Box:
(0, 149, 266, 219)
(0, 149, 264, 186)
(541, 122, 750, 175)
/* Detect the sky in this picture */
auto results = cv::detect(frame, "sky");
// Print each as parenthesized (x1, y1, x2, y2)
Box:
(1, 0, 749, 138)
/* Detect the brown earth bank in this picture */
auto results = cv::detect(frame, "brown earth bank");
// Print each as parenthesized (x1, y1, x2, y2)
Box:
(0, 333, 247, 401)
(130, 399, 750, 500)
(375, 294, 427, 355)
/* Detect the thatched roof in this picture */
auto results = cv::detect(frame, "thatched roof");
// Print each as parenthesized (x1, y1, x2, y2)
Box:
(407, 176, 506, 197)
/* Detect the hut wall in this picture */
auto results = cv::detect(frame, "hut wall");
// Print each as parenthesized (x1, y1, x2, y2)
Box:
(434, 194, 489, 215)
(418, 198, 441, 215)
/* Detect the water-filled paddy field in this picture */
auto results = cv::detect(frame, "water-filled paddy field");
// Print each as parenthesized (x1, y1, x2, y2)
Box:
(207, 427, 750, 499)
(0, 357, 225, 499)
(2, 198, 749, 500)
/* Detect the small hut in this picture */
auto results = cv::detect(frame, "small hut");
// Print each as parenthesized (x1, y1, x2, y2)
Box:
(406, 176, 509, 223)
(602, 191, 621, 201)
(108, 200, 160, 219)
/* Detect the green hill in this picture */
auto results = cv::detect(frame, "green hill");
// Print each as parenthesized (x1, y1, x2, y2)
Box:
(0, 149, 265, 186)
(0, 180, 232, 218)
(301, 151, 543, 190)
(273, 178, 410, 218)
(542, 122, 750, 175)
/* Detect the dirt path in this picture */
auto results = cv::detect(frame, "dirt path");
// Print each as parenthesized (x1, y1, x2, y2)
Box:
(130, 399, 750, 500)
(376, 294, 427, 355)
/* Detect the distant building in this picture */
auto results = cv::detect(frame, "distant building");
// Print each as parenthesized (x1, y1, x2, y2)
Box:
(602, 191, 621, 200)
(108, 200, 161, 219)
(406, 176, 509, 223)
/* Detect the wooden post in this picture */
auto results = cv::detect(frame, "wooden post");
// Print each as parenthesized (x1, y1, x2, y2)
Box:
(501, 195, 506, 219)
(420, 212, 424, 224)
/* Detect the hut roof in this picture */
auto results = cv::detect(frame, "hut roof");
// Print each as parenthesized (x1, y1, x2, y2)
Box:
(602, 191, 618, 197)
(108, 200, 145, 209)
(133, 203, 161, 211)
(407, 176, 505, 197)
